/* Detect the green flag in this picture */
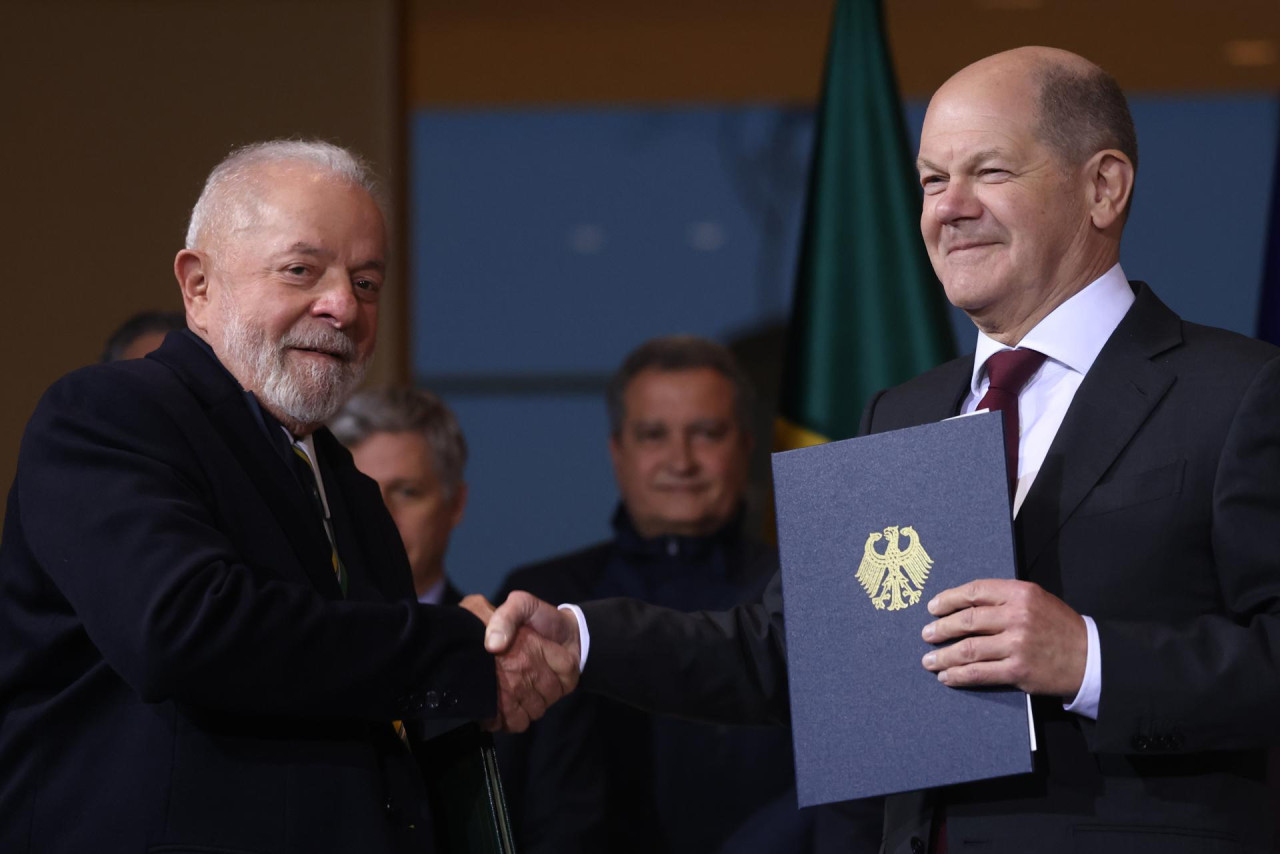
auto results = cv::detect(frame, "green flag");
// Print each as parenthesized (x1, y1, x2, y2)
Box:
(775, 0, 955, 450)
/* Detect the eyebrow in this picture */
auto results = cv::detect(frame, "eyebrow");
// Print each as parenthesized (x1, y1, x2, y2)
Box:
(284, 242, 327, 257)
(278, 243, 386, 273)
(916, 149, 1008, 174)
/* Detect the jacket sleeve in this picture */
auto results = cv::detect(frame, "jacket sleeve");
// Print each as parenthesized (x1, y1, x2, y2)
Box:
(1092, 354, 1280, 753)
(14, 367, 496, 723)
(577, 570, 790, 725)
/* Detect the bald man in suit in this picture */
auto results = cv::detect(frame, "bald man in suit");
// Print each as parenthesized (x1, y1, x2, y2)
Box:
(482, 47, 1280, 854)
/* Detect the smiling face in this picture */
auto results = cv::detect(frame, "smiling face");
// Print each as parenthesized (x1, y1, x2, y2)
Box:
(609, 367, 752, 539)
(916, 52, 1109, 343)
(179, 163, 386, 433)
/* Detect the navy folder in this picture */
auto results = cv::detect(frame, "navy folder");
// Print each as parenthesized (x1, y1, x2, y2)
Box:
(772, 411, 1032, 806)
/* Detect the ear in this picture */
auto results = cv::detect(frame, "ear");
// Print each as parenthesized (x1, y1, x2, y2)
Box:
(175, 249, 213, 332)
(447, 482, 469, 531)
(1086, 150, 1135, 231)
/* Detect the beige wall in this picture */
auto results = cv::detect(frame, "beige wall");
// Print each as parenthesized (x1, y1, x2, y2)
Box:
(407, 0, 1280, 106)
(0, 0, 406, 517)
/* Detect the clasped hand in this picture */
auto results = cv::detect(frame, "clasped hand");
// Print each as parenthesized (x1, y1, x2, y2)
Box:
(919, 579, 1087, 698)
(460, 592, 583, 733)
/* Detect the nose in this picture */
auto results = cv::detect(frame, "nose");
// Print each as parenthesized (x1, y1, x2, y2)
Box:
(312, 270, 359, 327)
(930, 177, 981, 225)
(667, 435, 697, 474)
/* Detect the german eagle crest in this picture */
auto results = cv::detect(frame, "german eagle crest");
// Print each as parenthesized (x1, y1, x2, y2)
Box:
(856, 525, 933, 611)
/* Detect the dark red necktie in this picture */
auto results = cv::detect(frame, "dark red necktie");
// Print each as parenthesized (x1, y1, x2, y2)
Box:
(976, 348, 1047, 497)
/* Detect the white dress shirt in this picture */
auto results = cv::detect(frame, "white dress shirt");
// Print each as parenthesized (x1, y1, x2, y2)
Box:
(961, 263, 1135, 718)
(418, 578, 447, 605)
(289, 433, 331, 518)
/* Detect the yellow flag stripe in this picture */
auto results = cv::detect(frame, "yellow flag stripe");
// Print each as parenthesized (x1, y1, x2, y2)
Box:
(773, 416, 832, 452)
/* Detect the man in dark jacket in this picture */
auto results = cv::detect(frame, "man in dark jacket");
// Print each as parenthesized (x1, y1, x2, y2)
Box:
(0, 140, 573, 854)
(498, 335, 876, 853)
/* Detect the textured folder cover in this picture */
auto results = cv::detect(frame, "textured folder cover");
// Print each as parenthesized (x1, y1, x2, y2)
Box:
(417, 724, 518, 854)
(772, 411, 1031, 806)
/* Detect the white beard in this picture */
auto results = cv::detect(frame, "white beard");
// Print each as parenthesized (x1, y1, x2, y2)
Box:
(221, 300, 368, 428)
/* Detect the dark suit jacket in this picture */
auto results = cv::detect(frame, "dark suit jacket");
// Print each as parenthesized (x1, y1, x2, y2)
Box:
(0, 332, 496, 854)
(441, 578, 464, 606)
(497, 514, 814, 854)
(578, 285, 1280, 854)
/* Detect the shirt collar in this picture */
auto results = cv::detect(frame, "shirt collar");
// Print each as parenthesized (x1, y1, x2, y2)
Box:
(969, 263, 1134, 396)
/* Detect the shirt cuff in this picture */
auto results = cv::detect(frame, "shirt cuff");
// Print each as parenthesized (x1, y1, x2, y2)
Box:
(1063, 615, 1100, 720)
(558, 603, 590, 673)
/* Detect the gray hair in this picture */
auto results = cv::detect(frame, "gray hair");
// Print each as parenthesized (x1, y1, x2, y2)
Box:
(185, 139, 384, 251)
(329, 387, 468, 498)
(1035, 63, 1138, 175)
(606, 335, 756, 437)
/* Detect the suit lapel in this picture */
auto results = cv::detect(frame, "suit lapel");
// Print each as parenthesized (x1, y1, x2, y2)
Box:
(208, 398, 347, 599)
(873, 356, 973, 430)
(149, 333, 346, 599)
(1016, 284, 1181, 576)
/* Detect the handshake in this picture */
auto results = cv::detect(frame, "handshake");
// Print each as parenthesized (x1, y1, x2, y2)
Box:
(461, 592, 584, 733)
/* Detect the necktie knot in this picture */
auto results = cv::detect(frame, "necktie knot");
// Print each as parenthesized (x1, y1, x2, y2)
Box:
(983, 348, 1046, 396)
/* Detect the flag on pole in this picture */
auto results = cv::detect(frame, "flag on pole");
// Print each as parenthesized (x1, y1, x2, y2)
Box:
(1257, 111, 1280, 346)
(774, 0, 955, 450)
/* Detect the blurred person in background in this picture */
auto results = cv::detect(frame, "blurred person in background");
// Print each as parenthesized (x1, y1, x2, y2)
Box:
(331, 387, 469, 606)
(100, 308, 187, 361)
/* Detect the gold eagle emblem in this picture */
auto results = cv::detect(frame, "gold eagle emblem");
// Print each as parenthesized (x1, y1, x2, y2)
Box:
(856, 525, 933, 611)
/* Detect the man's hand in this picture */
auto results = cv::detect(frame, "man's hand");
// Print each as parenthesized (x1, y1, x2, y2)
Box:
(460, 592, 581, 733)
(459, 593, 496, 624)
(485, 590, 582, 663)
(920, 579, 1087, 697)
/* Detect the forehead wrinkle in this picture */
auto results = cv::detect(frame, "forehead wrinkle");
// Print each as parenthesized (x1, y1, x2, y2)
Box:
(916, 155, 942, 174)
(917, 145, 1007, 171)
(286, 242, 326, 255)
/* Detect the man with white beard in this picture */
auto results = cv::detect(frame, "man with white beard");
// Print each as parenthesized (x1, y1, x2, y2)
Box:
(0, 140, 576, 854)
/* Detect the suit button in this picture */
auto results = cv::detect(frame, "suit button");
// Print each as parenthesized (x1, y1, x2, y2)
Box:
(910, 837, 926, 854)
(1132, 735, 1151, 751)
(424, 690, 441, 710)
